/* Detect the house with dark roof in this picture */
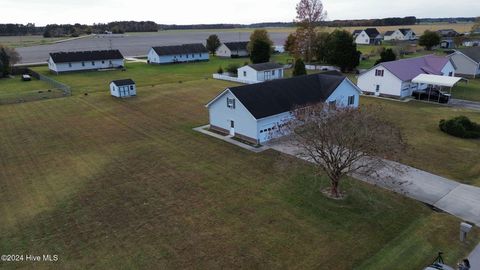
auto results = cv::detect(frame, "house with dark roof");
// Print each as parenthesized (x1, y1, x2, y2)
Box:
(357, 55, 456, 98)
(237, 62, 285, 82)
(205, 72, 360, 144)
(353, 28, 382, 45)
(147, 43, 209, 64)
(437, 29, 459, 37)
(216, 41, 250, 58)
(449, 47, 480, 78)
(48, 50, 124, 74)
(384, 28, 416, 41)
(110, 79, 136, 98)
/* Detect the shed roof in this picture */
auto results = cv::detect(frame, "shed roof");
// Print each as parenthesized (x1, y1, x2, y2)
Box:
(246, 62, 284, 71)
(152, 43, 208, 56)
(49, 50, 124, 63)
(226, 73, 347, 119)
(111, 79, 135, 86)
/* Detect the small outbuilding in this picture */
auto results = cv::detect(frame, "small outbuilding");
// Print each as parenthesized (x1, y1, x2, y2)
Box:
(215, 42, 250, 58)
(110, 79, 136, 98)
(237, 62, 284, 82)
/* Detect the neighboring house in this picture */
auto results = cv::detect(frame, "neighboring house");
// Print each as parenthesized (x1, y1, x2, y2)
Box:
(353, 28, 382, 45)
(449, 47, 480, 78)
(237, 62, 284, 82)
(147, 43, 209, 64)
(357, 55, 456, 98)
(437, 29, 459, 37)
(440, 40, 455, 49)
(110, 79, 136, 98)
(205, 72, 361, 144)
(215, 41, 249, 58)
(463, 40, 480, 47)
(48, 50, 124, 74)
(384, 28, 416, 41)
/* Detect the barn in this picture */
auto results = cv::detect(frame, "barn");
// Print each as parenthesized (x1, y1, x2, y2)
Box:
(48, 50, 124, 74)
(110, 79, 136, 98)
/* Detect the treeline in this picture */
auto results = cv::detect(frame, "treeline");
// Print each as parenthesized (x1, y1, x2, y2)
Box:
(44, 21, 157, 37)
(327, 17, 417, 27)
(0, 23, 43, 36)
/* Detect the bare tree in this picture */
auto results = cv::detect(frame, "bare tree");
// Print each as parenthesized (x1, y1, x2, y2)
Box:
(278, 104, 406, 198)
(295, 0, 327, 62)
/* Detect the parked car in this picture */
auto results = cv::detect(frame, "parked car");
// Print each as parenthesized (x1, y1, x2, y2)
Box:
(412, 89, 451, 103)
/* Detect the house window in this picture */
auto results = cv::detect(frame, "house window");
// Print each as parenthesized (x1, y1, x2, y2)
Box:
(130, 85, 133, 90)
(449, 72, 453, 76)
(272, 70, 275, 76)
(68, 63, 72, 68)
(186, 54, 189, 59)
(199, 53, 202, 57)
(109, 60, 112, 65)
(376, 85, 380, 91)
(192, 54, 194, 58)
(329, 100, 336, 108)
(375, 69, 384, 77)
(82, 62, 85, 67)
(348, 95, 355, 105)
(243, 71, 247, 77)
(102, 60, 105, 64)
(227, 98, 236, 109)
(92, 61, 95, 66)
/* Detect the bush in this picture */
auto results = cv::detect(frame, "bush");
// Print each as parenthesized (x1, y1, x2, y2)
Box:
(217, 66, 223, 74)
(439, 116, 480, 139)
(226, 64, 240, 76)
(292, 58, 307, 77)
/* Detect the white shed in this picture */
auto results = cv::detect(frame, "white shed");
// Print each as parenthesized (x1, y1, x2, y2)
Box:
(110, 79, 136, 98)
(237, 62, 284, 82)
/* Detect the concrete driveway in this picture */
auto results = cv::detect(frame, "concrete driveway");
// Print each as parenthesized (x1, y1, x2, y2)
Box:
(449, 99, 480, 111)
(268, 141, 480, 226)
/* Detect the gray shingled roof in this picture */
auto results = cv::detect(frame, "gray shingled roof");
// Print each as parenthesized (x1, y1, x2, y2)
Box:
(223, 41, 249, 51)
(111, 79, 135, 86)
(227, 73, 347, 119)
(49, 50, 124, 63)
(457, 47, 480, 63)
(247, 62, 284, 71)
(152, 43, 208, 56)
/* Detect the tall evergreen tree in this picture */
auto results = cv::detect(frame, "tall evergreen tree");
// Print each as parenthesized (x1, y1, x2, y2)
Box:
(292, 58, 307, 77)
(375, 48, 396, 65)
(248, 29, 273, 63)
(206, 34, 221, 55)
(325, 30, 360, 72)
(0, 48, 10, 77)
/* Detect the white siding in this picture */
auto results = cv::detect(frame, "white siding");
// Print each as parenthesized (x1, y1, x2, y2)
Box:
(327, 79, 361, 107)
(355, 31, 370, 45)
(215, 44, 232, 57)
(357, 66, 404, 97)
(208, 90, 258, 140)
(148, 48, 209, 64)
(450, 52, 480, 77)
(49, 58, 124, 73)
(237, 66, 284, 82)
(110, 82, 136, 98)
(441, 60, 456, 76)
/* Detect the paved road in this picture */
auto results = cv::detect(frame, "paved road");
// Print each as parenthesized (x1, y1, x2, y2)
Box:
(469, 244, 480, 270)
(449, 99, 480, 111)
(268, 141, 480, 226)
(16, 31, 291, 64)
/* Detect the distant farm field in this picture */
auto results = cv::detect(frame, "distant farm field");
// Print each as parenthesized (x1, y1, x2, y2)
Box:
(0, 35, 65, 48)
(0, 76, 478, 269)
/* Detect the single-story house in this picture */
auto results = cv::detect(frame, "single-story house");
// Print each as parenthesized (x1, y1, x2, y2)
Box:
(205, 72, 361, 144)
(357, 55, 456, 98)
(449, 47, 480, 78)
(384, 28, 416, 41)
(353, 28, 382, 45)
(237, 62, 284, 82)
(437, 29, 460, 37)
(110, 79, 136, 98)
(147, 43, 209, 64)
(215, 41, 249, 58)
(48, 50, 124, 74)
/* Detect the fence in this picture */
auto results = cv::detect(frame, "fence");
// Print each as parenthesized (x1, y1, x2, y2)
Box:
(212, 73, 259, 84)
(0, 68, 71, 105)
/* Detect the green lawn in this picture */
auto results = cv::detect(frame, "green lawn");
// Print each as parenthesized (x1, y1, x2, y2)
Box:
(362, 97, 480, 186)
(32, 54, 293, 95)
(0, 76, 52, 95)
(0, 79, 477, 269)
(452, 78, 480, 102)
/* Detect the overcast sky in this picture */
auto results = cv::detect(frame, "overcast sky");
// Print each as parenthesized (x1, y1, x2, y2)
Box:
(2, 0, 478, 25)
